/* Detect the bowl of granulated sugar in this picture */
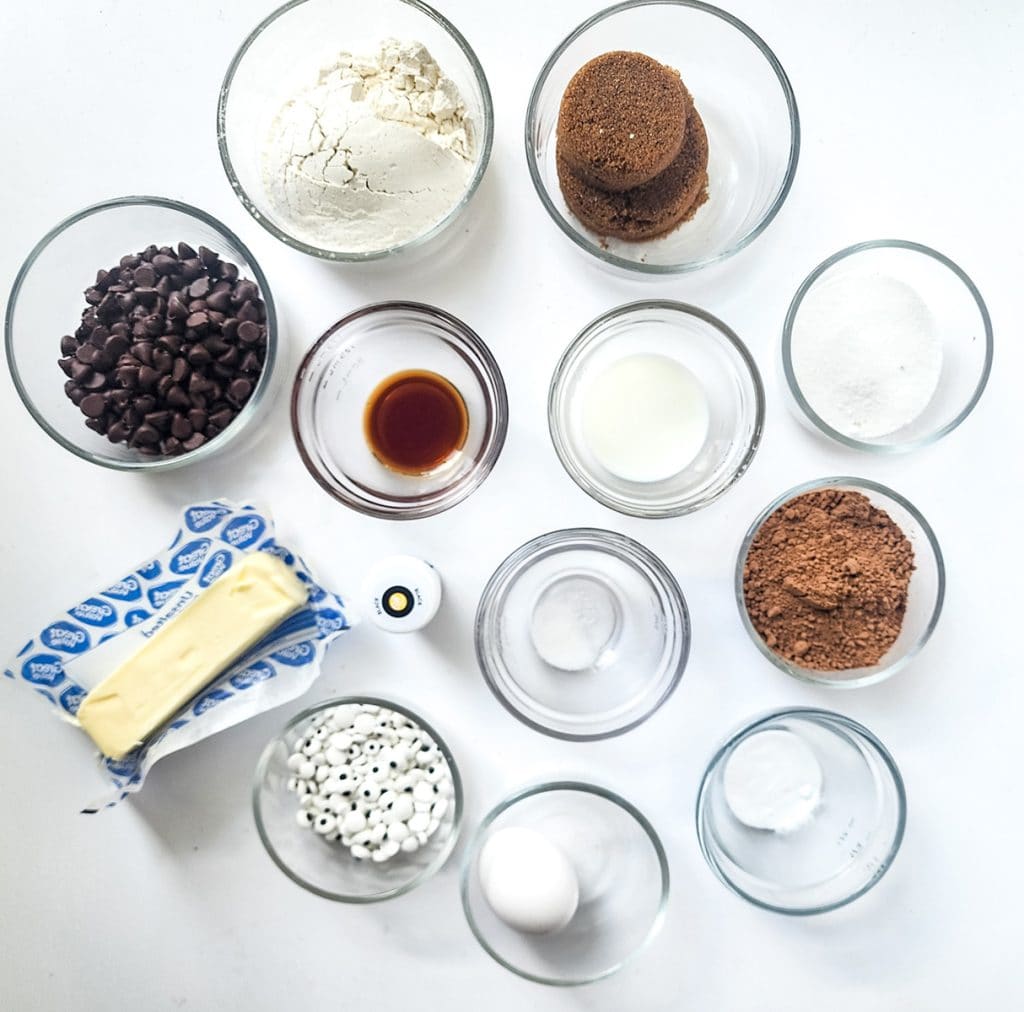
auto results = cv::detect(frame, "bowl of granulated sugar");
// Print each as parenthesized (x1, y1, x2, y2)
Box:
(782, 239, 993, 453)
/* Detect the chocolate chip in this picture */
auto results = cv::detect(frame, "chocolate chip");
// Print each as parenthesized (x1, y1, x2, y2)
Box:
(106, 334, 130, 359)
(198, 246, 220, 269)
(206, 288, 232, 313)
(138, 365, 160, 389)
(80, 393, 106, 418)
(167, 384, 190, 409)
(237, 300, 260, 323)
(70, 360, 93, 382)
(188, 276, 211, 299)
(116, 365, 140, 388)
(181, 259, 204, 284)
(152, 254, 178, 275)
(166, 292, 189, 320)
(209, 408, 235, 430)
(59, 243, 268, 457)
(132, 424, 160, 446)
(237, 320, 261, 345)
(227, 378, 252, 404)
(133, 265, 157, 287)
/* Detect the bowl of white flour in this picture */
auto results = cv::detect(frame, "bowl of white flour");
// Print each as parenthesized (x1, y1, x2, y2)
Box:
(782, 239, 993, 453)
(218, 0, 493, 260)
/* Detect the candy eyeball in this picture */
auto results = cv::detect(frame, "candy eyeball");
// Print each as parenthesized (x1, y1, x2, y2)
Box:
(287, 704, 455, 865)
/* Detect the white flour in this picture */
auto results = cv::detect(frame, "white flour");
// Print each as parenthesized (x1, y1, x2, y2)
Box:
(790, 272, 943, 439)
(262, 39, 474, 252)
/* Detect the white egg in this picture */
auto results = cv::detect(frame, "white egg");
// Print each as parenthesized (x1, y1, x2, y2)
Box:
(478, 826, 579, 934)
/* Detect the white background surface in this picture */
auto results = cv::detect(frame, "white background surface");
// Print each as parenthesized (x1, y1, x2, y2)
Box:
(0, 1, 1020, 1008)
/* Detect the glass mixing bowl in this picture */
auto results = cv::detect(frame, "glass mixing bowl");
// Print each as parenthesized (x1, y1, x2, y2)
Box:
(782, 240, 994, 452)
(253, 696, 463, 902)
(525, 0, 799, 274)
(549, 300, 764, 518)
(291, 301, 508, 519)
(475, 528, 690, 740)
(696, 708, 906, 915)
(735, 477, 945, 688)
(461, 782, 669, 985)
(218, 0, 493, 261)
(5, 196, 277, 471)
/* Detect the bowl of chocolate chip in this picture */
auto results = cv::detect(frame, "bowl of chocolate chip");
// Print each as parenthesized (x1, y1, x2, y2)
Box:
(526, 1, 799, 274)
(736, 478, 945, 688)
(5, 196, 276, 470)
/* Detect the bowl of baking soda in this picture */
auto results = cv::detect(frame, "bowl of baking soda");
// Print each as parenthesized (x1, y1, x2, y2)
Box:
(549, 300, 764, 518)
(696, 708, 906, 915)
(783, 240, 993, 452)
(460, 782, 669, 985)
(218, 0, 493, 260)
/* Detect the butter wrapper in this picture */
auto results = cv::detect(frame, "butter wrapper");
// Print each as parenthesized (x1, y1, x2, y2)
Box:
(3, 500, 351, 809)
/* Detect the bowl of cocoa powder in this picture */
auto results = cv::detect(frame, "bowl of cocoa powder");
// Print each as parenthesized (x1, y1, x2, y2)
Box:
(525, 1, 799, 275)
(736, 478, 944, 688)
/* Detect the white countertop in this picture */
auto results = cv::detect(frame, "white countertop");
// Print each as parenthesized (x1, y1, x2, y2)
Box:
(0, 0, 1020, 1008)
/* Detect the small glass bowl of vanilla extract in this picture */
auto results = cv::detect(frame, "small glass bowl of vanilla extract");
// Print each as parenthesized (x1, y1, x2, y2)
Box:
(292, 302, 508, 519)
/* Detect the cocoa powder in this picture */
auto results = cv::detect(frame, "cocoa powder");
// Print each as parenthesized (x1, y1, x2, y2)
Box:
(742, 489, 915, 671)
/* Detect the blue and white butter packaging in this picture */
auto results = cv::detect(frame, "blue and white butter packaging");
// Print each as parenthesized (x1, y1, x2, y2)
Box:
(4, 500, 352, 809)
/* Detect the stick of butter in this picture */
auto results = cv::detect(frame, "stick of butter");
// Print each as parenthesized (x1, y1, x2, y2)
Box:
(77, 551, 308, 759)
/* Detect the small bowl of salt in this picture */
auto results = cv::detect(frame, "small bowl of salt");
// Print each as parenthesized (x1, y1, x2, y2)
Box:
(782, 239, 993, 452)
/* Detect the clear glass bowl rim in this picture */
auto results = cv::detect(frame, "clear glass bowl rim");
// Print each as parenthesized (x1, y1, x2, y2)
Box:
(459, 779, 671, 985)
(4, 194, 278, 472)
(547, 299, 766, 517)
(734, 476, 946, 688)
(290, 299, 509, 519)
(781, 238, 995, 453)
(252, 694, 464, 903)
(474, 527, 691, 740)
(216, 0, 495, 262)
(695, 705, 908, 915)
(524, 0, 801, 275)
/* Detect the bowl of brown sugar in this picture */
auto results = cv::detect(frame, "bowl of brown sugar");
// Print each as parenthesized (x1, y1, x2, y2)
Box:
(525, 1, 799, 275)
(735, 478, 944, 688)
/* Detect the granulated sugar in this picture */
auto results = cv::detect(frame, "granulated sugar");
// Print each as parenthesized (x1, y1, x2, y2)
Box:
(790, 272, 943, 440)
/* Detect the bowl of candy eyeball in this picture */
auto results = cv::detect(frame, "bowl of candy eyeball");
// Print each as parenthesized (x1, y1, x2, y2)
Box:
(253, 697, 463, 902)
